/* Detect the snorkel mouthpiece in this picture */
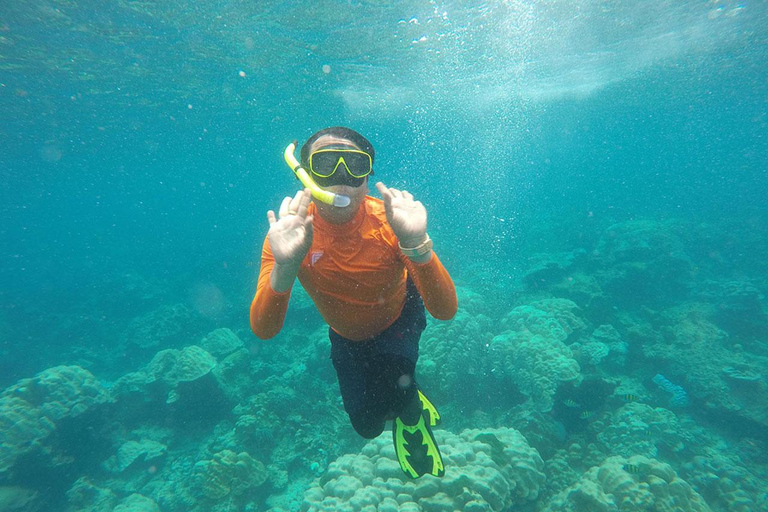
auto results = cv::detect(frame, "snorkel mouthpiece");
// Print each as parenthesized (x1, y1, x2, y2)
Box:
(284, 142, 351, 207)
(331, 192, 352, 207)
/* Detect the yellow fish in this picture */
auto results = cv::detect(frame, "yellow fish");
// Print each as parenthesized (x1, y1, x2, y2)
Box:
(619, 394, 639, 402)
(579, 411, 595, 420)
(563, 399, 581, 408)
(624, 463, 641, 474)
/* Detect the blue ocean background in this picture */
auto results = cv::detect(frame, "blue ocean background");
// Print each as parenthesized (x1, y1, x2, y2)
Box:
(1, 1, 767, 511)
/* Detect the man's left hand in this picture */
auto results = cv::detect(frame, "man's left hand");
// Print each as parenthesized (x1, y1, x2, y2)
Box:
(376, 182, 428, 247)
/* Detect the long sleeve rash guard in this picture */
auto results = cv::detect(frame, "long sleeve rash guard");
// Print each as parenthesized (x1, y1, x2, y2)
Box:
(250, 196, 457, 341)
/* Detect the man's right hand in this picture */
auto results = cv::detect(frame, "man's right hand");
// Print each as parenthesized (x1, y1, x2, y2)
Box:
(267, 189, 314, 268)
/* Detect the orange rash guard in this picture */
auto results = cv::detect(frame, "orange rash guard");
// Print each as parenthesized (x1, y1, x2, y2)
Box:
(250, 196, 457, 341)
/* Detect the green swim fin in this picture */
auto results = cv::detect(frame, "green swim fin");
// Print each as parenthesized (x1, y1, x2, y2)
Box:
(393, 391, 444, 479)
(418, 389, 440, 427)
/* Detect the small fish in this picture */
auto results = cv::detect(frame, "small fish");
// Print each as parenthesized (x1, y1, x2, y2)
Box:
(563, 399, 581, 408)
(624, 463, 642, 474)
(579, 411, 595, 420)
(619, 394, 639, 402)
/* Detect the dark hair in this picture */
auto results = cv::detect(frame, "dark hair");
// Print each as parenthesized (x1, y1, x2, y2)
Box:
(300, 126, 375, 167)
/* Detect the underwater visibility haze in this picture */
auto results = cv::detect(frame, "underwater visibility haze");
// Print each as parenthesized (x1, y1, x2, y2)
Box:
(1, 0, 767, 511)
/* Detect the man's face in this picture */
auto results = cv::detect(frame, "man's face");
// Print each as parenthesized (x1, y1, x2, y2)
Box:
(309, 135, 371, 214)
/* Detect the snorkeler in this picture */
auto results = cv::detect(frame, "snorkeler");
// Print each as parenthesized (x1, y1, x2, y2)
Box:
(250, 126, 457, 479)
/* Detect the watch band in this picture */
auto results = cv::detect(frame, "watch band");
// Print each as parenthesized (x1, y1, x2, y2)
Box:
(399, 235, 433, 258)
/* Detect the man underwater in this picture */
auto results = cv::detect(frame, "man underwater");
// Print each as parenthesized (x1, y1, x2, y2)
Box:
(250, 126, 457, 478)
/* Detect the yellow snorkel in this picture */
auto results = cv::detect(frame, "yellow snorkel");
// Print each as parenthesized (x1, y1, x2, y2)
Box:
(284, 142, 351, 207)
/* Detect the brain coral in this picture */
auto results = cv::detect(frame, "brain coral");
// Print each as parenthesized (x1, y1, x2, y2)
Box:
(542, 455, 712, 512)
(298, 427, 545, 512)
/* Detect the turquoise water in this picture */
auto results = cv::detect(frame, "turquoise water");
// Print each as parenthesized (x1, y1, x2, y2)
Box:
(1, 1, 767, 511)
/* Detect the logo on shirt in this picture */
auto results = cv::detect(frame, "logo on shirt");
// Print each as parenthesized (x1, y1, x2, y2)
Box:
(310, 251, 323, 266)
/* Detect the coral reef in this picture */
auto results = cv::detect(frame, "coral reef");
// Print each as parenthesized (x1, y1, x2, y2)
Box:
(193, 449, 267, 500)
(493, 331, 581, 412)
(635, 302, 768, 426)
(705, 280, 768, 346)
(542, 455, 712, 512)
(49, 325, 350, 512)
(199, 328, 244, 358)
(0, 365, 109, 473)
(112, 493, 160, 512)
(591, 403, 698, 460)
(682, 454, 768, 512)
(523, 250, 586, 289)
(112, 345, 219, 405)
(548, 400, 768, 512)
(652, 375, 689, 407)
(145, 345, 218, 388)
(103, 439, 167, 473)
(550, 272, 605, 309)
(0, 486, 40, 511)
(66, 479, 161, 512)
(490, 299, 584, 412)
(419, 289, 496, 407)
(4, 217, 768, 512)
(501, 298, 586, 341)
(295, 427, 545, 512)
(570, 324, 628, 371)
(66, 478, 118, 512)
(122, 303, 204, 349)
(593, 220, 694, 307)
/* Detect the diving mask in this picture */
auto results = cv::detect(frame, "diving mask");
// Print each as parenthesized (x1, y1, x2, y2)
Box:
(308, 148, 373, 187)
(284, 142, 351, 207)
